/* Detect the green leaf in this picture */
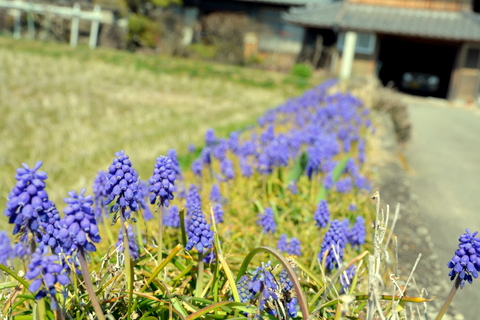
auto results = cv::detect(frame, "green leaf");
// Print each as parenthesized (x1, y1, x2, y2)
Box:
(287, 151, 308, 184)
(186, 301, 245, 320)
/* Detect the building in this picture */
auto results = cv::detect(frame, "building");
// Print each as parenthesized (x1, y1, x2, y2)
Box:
(181, 0, 320, 57)
(284, 0, 480, 101)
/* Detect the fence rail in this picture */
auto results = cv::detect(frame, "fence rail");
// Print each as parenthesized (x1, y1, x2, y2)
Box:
(0, 1, 103, 48)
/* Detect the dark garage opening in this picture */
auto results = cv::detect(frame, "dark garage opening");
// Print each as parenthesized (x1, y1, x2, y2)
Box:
(377, 37, 459, 98)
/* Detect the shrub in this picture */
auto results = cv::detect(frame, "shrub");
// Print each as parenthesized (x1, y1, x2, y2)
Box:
(290, 63, 313, 78)
(127, 13, 161, 49)
(202, 12, 257, 65)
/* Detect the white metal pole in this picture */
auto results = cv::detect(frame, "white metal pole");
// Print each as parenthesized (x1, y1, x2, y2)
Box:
(89, 5, 101, 49)
(339, 31, 357, 80)
(70, 2, 80, 47)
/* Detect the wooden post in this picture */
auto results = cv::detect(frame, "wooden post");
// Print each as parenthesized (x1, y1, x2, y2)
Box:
(339, 31, 357, 80)
(70, 2, 80, 47)
(89, 5, 101, 49)
(27, 2, 35, 40)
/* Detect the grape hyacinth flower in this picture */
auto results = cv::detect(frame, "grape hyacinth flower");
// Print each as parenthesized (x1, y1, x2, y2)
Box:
(138, 181, 154, 221)
(116, 225, 139, 260)
(191, 159, 203, 177)
(336, 177, 352, 194)
(59, 190, 105, 318)
(92, 171, 109, 222)
(205, 128, 217, 147)
(447, 229, 480, 287)
(257, 207, 276, 234)
(0, 231, 14, 265)
(186, 184, 202, 216)
(314, 200, 330, 229)
(26, 250, 70, 309)
(319, 219, 347, 271)
(212, 202, 224, 224)
(39, 205, 63, 254)
(249, 261, 279, 316)
(340, 265, 357, 293)
(58, 189, 101, 253)
(240, 157, 253, 178)
(278, 270, 298, 317)
(167, 149, 183, 180)
(210, 184, 222, 203)
(164, 205, 180, 228)
(185, 203, 214, 253)
(104, 151, 141, 222)
(4, 161, 54, 247)
(203, 249, 216, 264)
(277, 234, 289, 253)
(348, 216, 366, 250)
(237, 275, 252, 303)
(288, 238, 302, 256)
(220, 158, 235, 181)
(148, 155, 176, 208)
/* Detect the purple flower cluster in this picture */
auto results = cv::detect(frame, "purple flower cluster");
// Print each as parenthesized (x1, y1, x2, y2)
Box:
(104, 151, 141, 221)
(26, 251, 70, 308)
(248, 261, 279, 315)
(339, 265, 357, 293)
(348, 216, 366, 250)
(236, 274, 252, 303)
(277, 234, 302, 256)
(138, 181, 154, 220)
(220, 158, 234, 181)
(185, 203, 214, 253)
(205, 128, 217, 147)
(257, 207, 276, 234)
(148, 155, 176, 207)
(447, 229, 480, 287)
(58, 189, 101, 253)
(116, 225, 139, 260)
(0, 231, 14, 264)
(278, 270, 298, 317)
(92, 171, 108, 221)
(186, 184, 201, 216)
(210, 184, 221, 203)
(319, 219, 347, 271)
(167, 149, 183, 180)
(4, 161, 55, 244)
(314, 200, 330, 229)
(164, 205, 180, 228)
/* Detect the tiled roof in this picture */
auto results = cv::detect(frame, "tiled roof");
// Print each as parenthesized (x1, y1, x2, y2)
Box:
(236, 0, 326, 6)
(283, 2, 480, 41)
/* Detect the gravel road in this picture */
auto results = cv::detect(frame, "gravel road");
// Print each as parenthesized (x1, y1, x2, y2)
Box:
(403, 97, 480, 320)
(376, 99, 467, 320)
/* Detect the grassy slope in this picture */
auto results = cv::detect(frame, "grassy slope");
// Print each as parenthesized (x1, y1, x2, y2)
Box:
(0, 36, 325, 215)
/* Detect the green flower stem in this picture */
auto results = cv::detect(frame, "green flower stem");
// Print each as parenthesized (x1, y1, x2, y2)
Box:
(435, 276, 462, 320)
(0, 264, 31, 291)
(196, 252, 205, 298)
(157, 205, 165, 266)
(120, 214, 134, 320)
(78, 249, 106, 320)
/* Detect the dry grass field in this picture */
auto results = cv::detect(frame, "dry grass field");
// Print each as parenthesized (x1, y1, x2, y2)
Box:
(0, 36, 325, 215)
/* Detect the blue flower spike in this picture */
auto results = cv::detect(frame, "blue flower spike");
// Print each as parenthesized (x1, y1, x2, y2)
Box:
(447, 229, 480, 288)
